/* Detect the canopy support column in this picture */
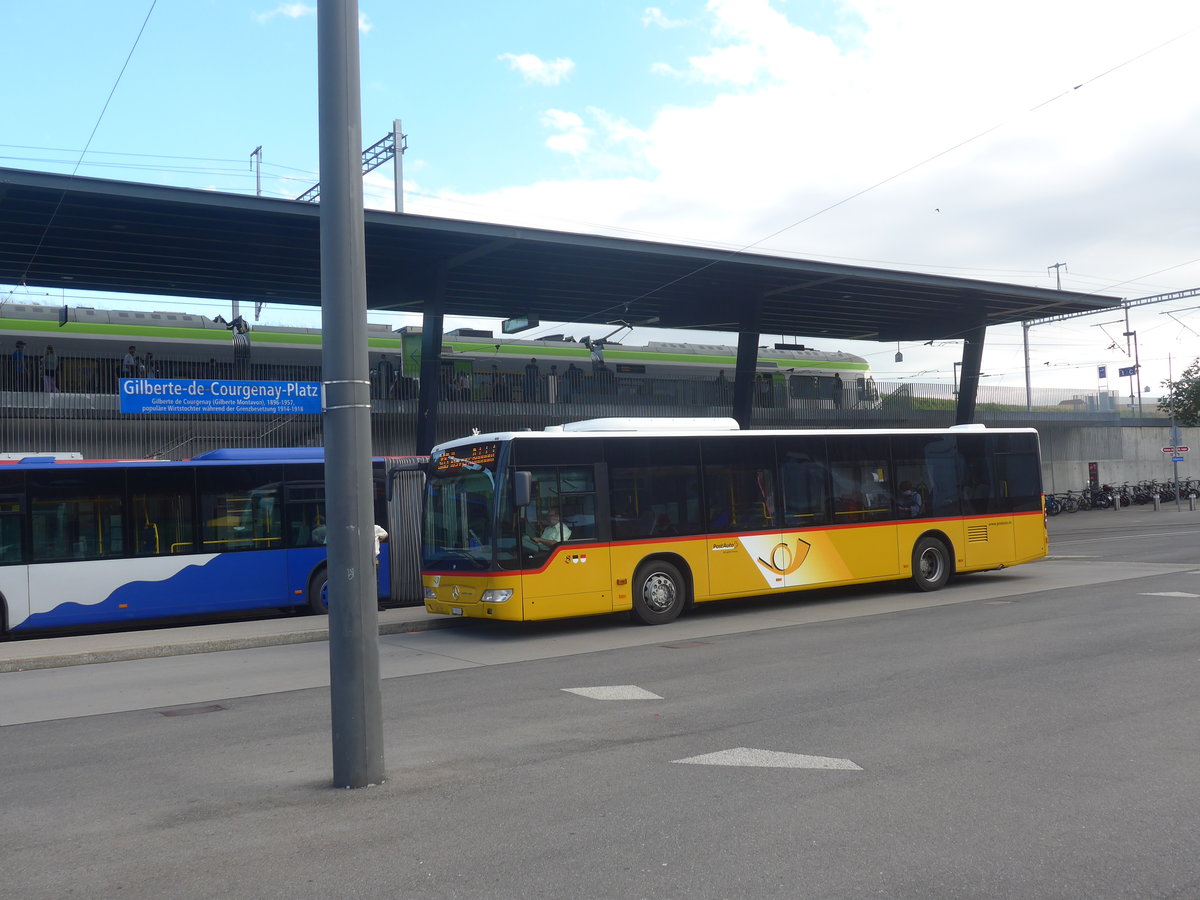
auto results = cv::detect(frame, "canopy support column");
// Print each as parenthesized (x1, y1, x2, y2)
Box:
(954, 324, 986, 425)
(732, 303, 762, 428)
(415, 270, 446, 455)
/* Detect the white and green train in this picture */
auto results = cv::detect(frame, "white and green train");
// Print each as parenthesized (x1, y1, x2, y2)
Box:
(398, 327, 879, 409)
(1, 301, 877, 408)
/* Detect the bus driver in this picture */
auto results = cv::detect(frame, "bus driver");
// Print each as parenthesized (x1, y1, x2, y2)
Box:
(530, 506, 571, 549)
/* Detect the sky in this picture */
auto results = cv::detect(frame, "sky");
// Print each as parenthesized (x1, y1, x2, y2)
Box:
(3, 0, 1200, 403)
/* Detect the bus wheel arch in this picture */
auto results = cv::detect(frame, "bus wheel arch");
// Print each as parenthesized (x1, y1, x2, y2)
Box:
(307, 564, 330, 615)
(0, 593, 9, 640)
(630, 554, 691, 625)
(910, 532, 954, 592)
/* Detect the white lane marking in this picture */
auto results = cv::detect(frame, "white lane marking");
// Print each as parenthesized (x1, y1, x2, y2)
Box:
(562, 685, 664, 700)
(1053, 529, 1200, 545)
(672, 747, 862, 770)
(1138, 592, 1200, 598)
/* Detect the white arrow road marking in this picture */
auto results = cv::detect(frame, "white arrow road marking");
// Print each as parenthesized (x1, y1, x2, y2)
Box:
(1138, 592, 1200, 598)
(562, 685, 664, 700)
(672, 747, 862, 770)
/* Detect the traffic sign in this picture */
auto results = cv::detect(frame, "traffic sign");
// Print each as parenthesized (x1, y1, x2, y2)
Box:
(1162, 446, 1190, 453)
(1172, 456, 1186, 463)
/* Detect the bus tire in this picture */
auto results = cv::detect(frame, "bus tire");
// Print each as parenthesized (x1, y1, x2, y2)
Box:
(307, 565, 329, 615)
(631, 560, 687, 625)
(910, 536, 951, 592)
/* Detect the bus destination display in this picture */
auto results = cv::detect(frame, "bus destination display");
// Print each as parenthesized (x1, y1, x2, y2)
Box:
(435, 442, 499, 472)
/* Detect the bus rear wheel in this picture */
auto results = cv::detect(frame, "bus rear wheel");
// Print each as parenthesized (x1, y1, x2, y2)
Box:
(631, 560, 687, 625)
(910, 536, 951, 592)
(308, 566, 329, 615)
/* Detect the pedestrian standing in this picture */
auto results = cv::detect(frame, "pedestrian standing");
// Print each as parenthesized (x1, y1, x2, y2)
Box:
(524, 358, 539, 402)
(43, 344, 60, 393)
(11, 340, 27, 390)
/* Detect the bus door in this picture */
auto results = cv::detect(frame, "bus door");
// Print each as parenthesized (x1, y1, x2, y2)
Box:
(827, 438, 899, 581)
(197, 468, 289, 609)
(704, 437, 783, 596)
(518, 465, 611, 619)
(958, 436, 1027, 568)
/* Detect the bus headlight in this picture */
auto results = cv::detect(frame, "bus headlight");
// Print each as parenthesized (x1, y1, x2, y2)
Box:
(423, 587, 437, 600)
(480, 589, 513, 604)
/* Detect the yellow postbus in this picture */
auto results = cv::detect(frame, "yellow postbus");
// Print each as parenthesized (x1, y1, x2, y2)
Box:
(422, 418, 1047, 625)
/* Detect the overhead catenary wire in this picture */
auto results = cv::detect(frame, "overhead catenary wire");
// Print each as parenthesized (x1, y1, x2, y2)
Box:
(12, 0, 159, 296)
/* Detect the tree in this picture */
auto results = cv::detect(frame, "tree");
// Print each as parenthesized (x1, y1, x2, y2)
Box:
(1158, 358, 1200, 425)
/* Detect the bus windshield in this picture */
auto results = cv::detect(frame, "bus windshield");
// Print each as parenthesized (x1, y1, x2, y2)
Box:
(423, 446, 501, 570)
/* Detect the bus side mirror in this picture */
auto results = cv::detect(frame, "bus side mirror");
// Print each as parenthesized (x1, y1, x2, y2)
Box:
(513, 471, 532, 508)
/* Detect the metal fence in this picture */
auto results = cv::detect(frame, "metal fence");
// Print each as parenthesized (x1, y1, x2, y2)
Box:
(0, 356, 1166, 460)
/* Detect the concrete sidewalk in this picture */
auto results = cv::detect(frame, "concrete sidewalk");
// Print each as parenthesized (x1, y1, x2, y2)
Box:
(0, 606, 463, 673)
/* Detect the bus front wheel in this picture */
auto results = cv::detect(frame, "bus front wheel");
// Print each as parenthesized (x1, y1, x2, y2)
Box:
(308, 567, 329, 614)
(910, 536, 951, 592)
(631, 560, 687, 625)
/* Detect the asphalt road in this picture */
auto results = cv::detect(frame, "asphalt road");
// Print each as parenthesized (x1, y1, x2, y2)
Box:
(2, 508, 1198, 899)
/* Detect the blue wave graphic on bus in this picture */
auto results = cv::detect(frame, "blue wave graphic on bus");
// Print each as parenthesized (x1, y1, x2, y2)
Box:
(20, 552, 302, 631)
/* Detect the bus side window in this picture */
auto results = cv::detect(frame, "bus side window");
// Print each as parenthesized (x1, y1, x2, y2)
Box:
(132, 470, 196, 556)
(701, 436, 777, 532)
(0, 475, 24, 564)
(828, 435, 891, 523)
(777, 437, 830, 526)
(28, 469, 125, 562)
(197, 466, 284, 552)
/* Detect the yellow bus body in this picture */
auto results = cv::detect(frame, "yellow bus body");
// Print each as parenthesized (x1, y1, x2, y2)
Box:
(423, 510, 1047, 622)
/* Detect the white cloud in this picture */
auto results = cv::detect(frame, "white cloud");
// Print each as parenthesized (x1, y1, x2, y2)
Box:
(253, 3, 314, 24)
(434, 1, 1200, 392)
(499, 52, 575, 86)
(254, 4, 369, 32)
(643, 7, 688, 28)
(541, 109, 591, 156)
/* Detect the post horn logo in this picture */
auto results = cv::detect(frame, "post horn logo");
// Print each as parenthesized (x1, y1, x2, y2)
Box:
(757, 538, 811, 575)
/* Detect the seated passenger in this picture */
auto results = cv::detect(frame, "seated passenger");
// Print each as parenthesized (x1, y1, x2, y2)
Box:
(898, 482, 923, 517)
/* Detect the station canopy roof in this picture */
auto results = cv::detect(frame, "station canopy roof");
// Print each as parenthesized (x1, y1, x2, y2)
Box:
(0, 167, 1119, 342)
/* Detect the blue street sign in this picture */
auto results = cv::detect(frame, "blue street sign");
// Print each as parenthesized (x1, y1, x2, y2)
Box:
(1098, 365, 1107, 378)
(1118, 365, 1137, 378)
(1172, 456, 1186, 463)
(120, 378, 322, 415)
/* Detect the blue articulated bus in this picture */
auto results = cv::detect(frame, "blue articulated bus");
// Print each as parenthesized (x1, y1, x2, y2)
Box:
(0, 448, 398, 636)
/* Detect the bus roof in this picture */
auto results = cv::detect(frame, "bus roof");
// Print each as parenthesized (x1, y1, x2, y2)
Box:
(431, 419, 1038, 453)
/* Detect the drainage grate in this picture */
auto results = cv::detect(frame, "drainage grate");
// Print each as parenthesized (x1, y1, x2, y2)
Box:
(159, 704, 226, 717)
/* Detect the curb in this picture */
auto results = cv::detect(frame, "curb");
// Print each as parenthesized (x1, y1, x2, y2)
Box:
(0, 615, 467, 674)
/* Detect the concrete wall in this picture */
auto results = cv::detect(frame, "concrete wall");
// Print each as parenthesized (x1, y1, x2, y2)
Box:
(1041, 422, 1198, 492)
